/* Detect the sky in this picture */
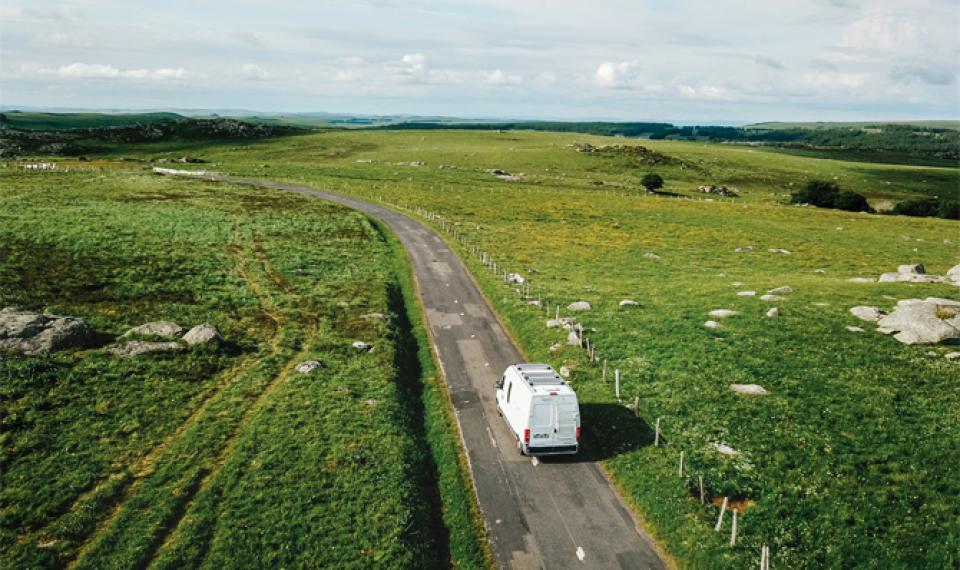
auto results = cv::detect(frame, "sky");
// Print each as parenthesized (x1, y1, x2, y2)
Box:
(1, 0, 958, 122)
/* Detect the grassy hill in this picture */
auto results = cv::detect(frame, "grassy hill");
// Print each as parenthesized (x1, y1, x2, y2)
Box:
(0, 169, 487, 569)
(745, 120, 960, 132)
(0, 111, 186, 130)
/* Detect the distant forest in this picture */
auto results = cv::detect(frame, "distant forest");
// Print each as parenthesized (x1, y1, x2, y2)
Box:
(381, 121, 960, 161)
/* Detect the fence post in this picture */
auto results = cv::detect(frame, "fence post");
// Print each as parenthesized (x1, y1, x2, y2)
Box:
(715, 497, 728, 531)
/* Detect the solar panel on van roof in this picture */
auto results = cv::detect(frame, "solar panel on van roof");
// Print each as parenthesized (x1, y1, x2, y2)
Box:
(516, 364, 563, 385)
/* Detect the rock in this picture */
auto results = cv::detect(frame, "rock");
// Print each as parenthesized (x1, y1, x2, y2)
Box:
(850, 306, 884, 322)
(704, 320, 721, 329)
(711, 442, 738, 456)
(732, 282, 743, 287)
(898, 264, 925, 274)
(877, 327, 895, 335)
(846, 326, 865, 333)
(768, 248, 792, 254)
(945, 351, 960, 360)
(549, 342, 562, 352)
(878, 272, 944, 284)
(567, 330, 582, 346)
(734, 246, 754, 253)
(729, 384, 768, 395)
(737, 291, 757, 297)
(848, 277, 875, 283)
(546, 319, 563, 329)
(619, 299, 639, 307)
(760, 294, 783, 302)
(352, 341, 372, 351)
(709, 309, 738, 318)
(182, 324, 222, 346)
(123, 321, 184, 338)
(559, 366, 571, 378)
(527, 300, 543, 307)
(768, 286, 793, 294)
(766, 307, 779, 318)
(567, 301, 592, 311)
(507, 273, 526, 284)
(296, 360, 324, 374)
(946, 264, 960, 285)
(0, 307, 94, 355)
(108, 340, 182, 357)
(876, 297, 960, 345)
(814, 269, 826, 274)
(364, 398, 378, 407)
(642, 252, 661, 259)
(361, 312, 388, 320)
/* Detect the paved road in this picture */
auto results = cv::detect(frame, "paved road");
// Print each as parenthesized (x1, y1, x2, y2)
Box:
(196, 174, 668, 570)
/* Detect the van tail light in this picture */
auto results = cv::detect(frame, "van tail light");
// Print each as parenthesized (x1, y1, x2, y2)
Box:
(524, 429, 530, 444)
(576, 427, 582, 441)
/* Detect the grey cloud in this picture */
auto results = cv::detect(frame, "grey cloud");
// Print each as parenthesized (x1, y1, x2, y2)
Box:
(755, 56, 784, 70)
(890, 64, 956, 86)
(231, 31, 265, 47)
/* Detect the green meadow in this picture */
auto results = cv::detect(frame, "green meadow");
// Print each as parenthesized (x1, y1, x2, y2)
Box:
(4, 126, 959, 568)
(0, 168, 487, 569)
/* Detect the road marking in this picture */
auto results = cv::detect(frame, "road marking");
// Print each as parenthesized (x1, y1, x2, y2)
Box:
(576, 546, 585, 561)
(486, 426, 498, 447)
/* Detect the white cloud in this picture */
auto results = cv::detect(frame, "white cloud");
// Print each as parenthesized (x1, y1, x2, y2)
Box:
(676, 84, 732, 100)
(230, 30, 264, 47)
(840, 9, 918, 52)
(594, 61, 637, 87)
(400, 52, 427, 76)
(42, 62, 187, 80)
(481, 68, 522, 85)
(240, 63, 270, 80)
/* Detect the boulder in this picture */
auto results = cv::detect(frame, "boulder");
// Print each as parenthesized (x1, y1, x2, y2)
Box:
(182, 324, 222, 346)
(898, 264, 925, 274)
(946, 352, 960, 361)
(736, 291, 757, 297)
(765, 307, 779, 318)
(507, 273, 526, 284)
(768, 286, 793, 294)
(619, 299, 639, 307)
(567, 301, 592, 312)
(848, 277, 875, 283)
(760, 294, 783, 302)
(768, 248, 792, 254)
(361, 312, 388, 320)
(850, 306, 884, 322)
(527, 300, 543, 307)
(734, 246, 754, 253)
(946, 264, 960, 285)
(704, 320, 720, 329)
(123, 321, 183, 338)
(546, 319, 563, 329)
(729, 384, 768, 395)
(642, 252, 661, 259)
(108, 340, 182, 357)
(708, 309, 738, 318)
(711, 442, 738, 456)
(295, 360, 324, 374)
(875, 297, 960, 345)
(352, 341, 372, 351)
(567, 330, 582, 346)
(846, 326, 864, 333)
(548, 342, 562, 352)
(559, 366, 571, 378)
(0, 307, 94, 355)
(878, 272, 944, 284)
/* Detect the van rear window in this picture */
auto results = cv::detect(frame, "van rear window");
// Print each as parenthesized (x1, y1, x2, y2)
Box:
(532, 404, 553, 427)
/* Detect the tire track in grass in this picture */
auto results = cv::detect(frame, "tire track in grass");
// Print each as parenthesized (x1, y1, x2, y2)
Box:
(63, 230, 296, 570)
(5, 232, 277, 568)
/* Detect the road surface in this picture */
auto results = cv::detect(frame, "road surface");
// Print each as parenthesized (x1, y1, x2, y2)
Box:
(194, 174, 668, 570)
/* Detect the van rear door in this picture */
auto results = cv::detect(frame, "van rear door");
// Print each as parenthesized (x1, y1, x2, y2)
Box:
(556, 399, 578, 445)
(530, 400, 554, 446)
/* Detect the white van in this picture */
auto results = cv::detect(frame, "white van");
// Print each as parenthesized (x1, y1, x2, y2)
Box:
(495, 363, 581, 456)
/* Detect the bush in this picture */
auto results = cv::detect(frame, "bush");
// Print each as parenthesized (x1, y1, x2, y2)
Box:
(641, 173, 664, 192)
(891, 198, 960, 220)
(791, 180, 872, 212)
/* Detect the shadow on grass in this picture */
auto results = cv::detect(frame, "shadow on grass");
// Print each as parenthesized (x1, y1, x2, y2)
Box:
(540, 402, 657, 464)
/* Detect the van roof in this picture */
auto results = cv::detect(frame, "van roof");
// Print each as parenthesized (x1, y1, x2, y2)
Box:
(513, 363, 570, 389)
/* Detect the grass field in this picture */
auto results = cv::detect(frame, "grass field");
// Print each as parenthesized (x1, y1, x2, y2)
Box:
(0, 168, 487, 569)
(745, 120, 960, 132)
(5, 127, 959, 568)
(0, 111, 186, 130)
(144, 128, 959, 569)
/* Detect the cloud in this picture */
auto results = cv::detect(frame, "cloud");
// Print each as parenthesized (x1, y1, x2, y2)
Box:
(400, 52, 427, 75)
(240, 63, 270, 80)
(755, 56, 784, 70)
(230, 30, 265, 47)
(594, 61, 638, 87)
(48, 63, 187, 80)
(890, 64, 955, 86)
(481, 69, 522, 85)
(676, 84, 732, 100)
(840, 9, 918, 52)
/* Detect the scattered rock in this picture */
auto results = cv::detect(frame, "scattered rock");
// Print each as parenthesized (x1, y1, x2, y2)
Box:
(877, 327, 895, 335)
(108, 340, 182, 357)
(850, 306, 884, 322)
(760, 294, 783, 302)
(364, 398, 378, 407)
(549, 342, 562, 352)
(567, 301, 592, 311)
(876, 297, 960, 345)
(737, 291, 757, 297)
(546, 319, 563, 328)
(945, 351, 960, 360)
(768, 286, 793, 294)
(734, 246, 754, 253)
(732, 282, 743, 287)
(768, 248, 792, 254)
(877, 263, 949, 284)
(898, 264, 925, 274)
(846, 326, 864, 333)
(361, 312, 388, 320)
(848, 277, 875, 283)
(765, 307, 779, 318)
(619, 299, 639, 307)
(559, 366, 571, 378)
(711, 443, 738, 456)
(704, 320, 721, 329)
(642, 252, 661, 259)
(296, 360, 324, 374)
(0, 307, 94, 355)
(182, 324, 222, 346)
(567, 330, 582, 346)
(698, 184, 738, 197)
(814, 269, 826, 274)
(123, 321, 184, 338)
(352, 341, 372, 351)
(527, 300, 542, 307)
(709, 309, 738, 318)
(507, 273, 526, 284)
(729, 384, 769, 395)
(946, 264, 960, 285)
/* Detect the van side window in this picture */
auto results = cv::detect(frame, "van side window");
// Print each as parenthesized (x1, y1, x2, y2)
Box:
(506, 382, 512, 403)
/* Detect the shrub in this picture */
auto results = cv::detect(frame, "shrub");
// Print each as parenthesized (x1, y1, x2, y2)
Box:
(891, 198, 960, 220)
(641, 173, 664, 192)
(791, 180, 872, 212)
(833, 191, 873, 213)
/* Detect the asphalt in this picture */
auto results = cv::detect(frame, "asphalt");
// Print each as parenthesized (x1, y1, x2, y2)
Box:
(196, 174, 668, 570)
